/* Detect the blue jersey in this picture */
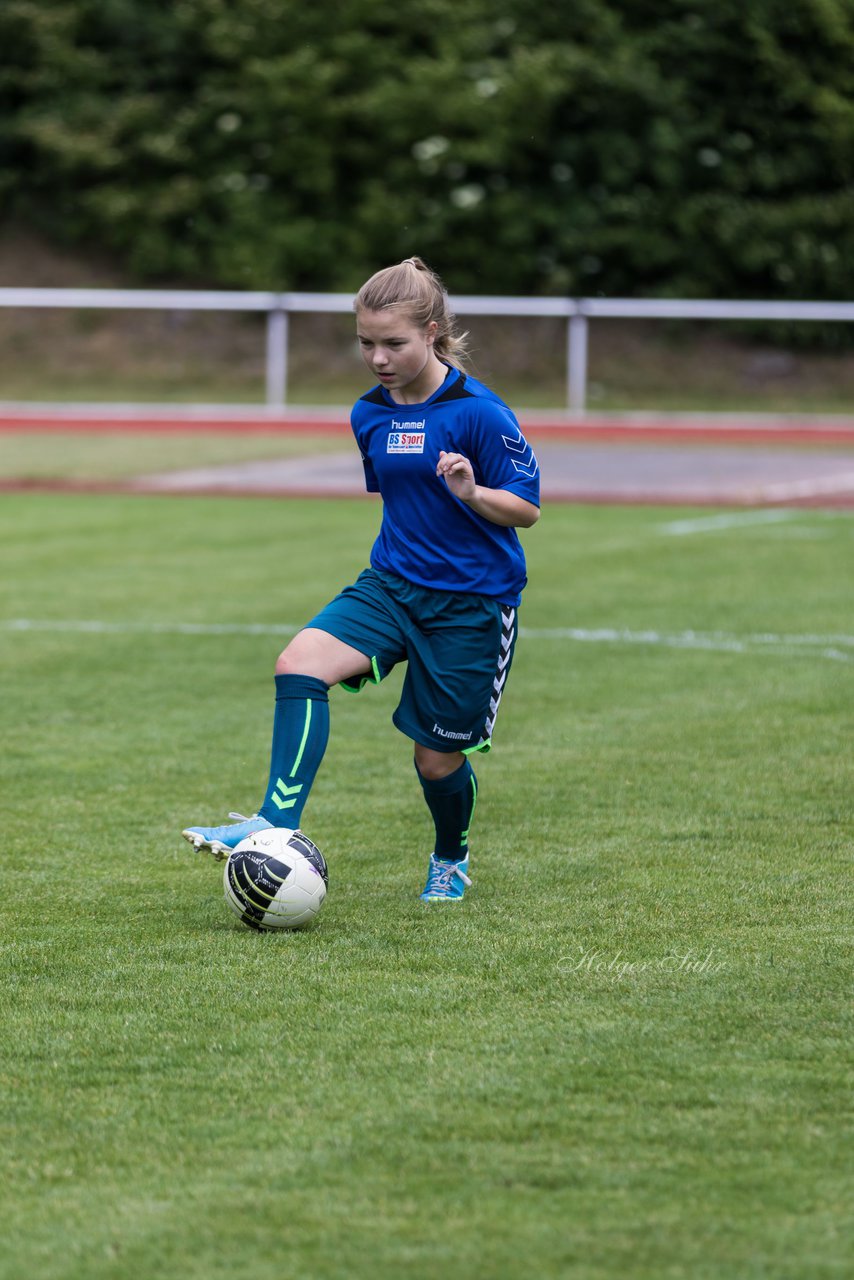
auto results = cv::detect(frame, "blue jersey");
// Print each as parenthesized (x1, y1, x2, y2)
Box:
(351, 366, 540, 606)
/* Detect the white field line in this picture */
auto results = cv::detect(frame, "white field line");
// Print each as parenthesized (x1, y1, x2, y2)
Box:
(2, 618, 852, 662)
(0, 619, 301, 637)
(522, 626, 854, 663)
(659, 510, 801, 536)
(659, 509, 853, 537)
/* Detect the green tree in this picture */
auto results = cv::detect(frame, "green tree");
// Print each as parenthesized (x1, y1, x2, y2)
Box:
(2, 0, 853, 300)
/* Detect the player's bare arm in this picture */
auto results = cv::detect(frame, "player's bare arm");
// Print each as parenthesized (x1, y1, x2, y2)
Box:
(436, 450, 540, 528)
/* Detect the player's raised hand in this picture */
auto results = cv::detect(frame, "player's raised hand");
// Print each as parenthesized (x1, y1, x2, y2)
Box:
(436, 450, 476, 501)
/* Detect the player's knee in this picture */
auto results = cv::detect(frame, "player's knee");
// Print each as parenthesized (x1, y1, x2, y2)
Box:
(414, 746, 465, 781)
(274, 628, 366, 684)
(275, 638, 307, 676)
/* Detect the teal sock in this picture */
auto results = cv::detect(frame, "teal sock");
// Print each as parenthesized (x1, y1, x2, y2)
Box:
(415, 759, 478, 860)
(258, 674, 330, 827)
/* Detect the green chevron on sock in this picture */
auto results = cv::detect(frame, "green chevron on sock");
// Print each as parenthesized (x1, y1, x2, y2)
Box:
(258, 674, 330, 827)
(272, 779, 303, 810)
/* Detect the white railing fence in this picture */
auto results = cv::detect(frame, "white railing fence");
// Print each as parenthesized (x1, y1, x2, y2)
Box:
(2, 288, 853, 413)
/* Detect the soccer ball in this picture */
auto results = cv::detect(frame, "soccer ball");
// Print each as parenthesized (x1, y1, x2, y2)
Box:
(223, 827, 328, 932)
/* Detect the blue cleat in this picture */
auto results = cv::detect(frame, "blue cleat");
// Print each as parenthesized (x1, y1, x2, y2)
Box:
(182, 812, 273, 861)
(419, 853, 472, 903)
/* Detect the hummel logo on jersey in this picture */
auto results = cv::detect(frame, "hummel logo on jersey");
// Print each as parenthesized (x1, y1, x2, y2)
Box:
(388, 420, 425, 453)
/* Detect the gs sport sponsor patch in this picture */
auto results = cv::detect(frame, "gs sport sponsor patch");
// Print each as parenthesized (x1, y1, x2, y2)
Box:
(387, 427, 425, 454)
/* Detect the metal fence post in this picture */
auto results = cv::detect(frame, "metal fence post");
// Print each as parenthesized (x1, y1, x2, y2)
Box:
(2, 288, 853, 415)
(265, 303, 288, 408)
(567, 309, 589, 414)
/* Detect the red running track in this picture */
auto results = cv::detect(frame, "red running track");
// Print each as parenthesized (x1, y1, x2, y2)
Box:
(2, 406, 854, 445)
(3, 408, 854, 507)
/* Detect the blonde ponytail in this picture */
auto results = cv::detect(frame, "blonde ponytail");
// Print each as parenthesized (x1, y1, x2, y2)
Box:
(354, 257, 469, 370)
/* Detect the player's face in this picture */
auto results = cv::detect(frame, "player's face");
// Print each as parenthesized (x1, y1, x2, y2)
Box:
(356, 308, 441, 403)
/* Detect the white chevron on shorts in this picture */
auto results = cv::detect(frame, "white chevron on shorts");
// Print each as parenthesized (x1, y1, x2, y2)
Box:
(473, 607, 517, 749)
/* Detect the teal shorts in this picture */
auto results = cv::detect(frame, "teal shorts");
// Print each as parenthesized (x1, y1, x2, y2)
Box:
(306, 568, 519, 754)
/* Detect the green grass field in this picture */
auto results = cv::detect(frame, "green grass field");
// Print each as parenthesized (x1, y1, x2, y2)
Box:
(2, 492, 851, 1280)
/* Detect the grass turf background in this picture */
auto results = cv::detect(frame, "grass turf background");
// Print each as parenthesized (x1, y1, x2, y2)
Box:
(1, 493, 851, 1279)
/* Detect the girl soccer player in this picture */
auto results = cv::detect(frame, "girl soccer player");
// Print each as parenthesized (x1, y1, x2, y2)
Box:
(183, 257, 540, 901)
